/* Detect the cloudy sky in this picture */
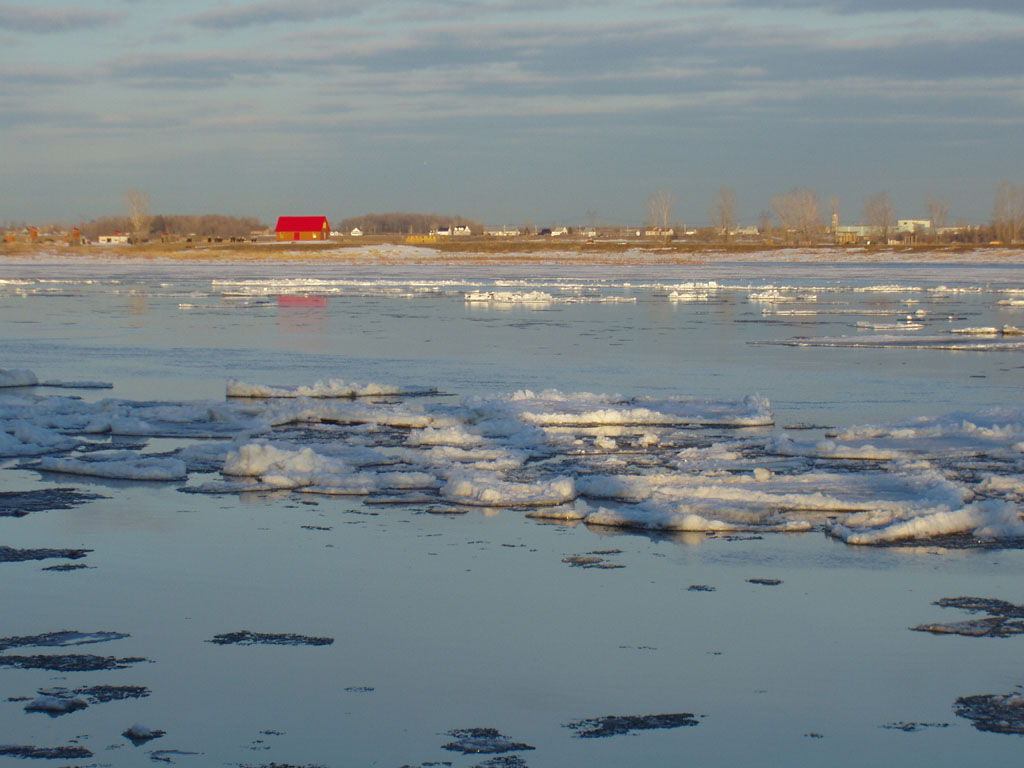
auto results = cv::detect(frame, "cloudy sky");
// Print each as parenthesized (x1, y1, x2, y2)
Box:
(3, 0, 1022, 227)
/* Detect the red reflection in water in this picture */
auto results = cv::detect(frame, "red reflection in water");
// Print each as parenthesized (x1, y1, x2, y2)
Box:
(276, 296, 328, 351)
(277, 295, 328, 308)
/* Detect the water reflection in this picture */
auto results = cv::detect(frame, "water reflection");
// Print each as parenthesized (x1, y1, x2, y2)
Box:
(276, 295, 328, 353)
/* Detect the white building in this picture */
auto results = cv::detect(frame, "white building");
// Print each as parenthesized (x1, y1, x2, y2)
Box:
(898, 219, 932, 233)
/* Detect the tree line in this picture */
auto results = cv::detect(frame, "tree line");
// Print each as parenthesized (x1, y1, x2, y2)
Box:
(668, 180, 1024, 245)
(77, 213, 266, 241)
(336, 212, 482, 235)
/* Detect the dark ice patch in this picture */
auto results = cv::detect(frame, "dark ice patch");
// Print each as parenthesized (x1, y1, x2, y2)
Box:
(881, 721, 949, 732)
(123, 725, 166, 746)
(208, 631, 334, 647)
(41, 563, 91, 572)
(36, 684, 149, 704)
(0, 630, 128, 652)
(562, 552, 625, 569)
(0, 744, 93, 759)
(688, 584, 716, 592)
(442, 728, 535, 754)
(564, 713, 700, 738)
(0, 546, 91, 563)
(0, 488, 103, 517)
(0, 654, 147, 672)
(746, 578, 782, 586)
(911, 597, 1024, 638)
(473, 756, 529, 768)
(955, 692, 1024, 734)
(149, 748, 202, 763)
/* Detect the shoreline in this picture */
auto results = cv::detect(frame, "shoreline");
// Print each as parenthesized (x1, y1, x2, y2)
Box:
(3, 240, 1024, 267)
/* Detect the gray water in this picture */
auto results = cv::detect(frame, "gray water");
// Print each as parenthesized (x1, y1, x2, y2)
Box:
(2, 258, 1023, 766)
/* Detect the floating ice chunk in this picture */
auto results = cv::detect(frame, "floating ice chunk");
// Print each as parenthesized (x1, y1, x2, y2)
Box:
(978, 474, 1024, 496)
(748, 290, 817, 303)
(37, 455, 187, 481)
(505, 392, 773, 427)
(226, 378, 431, 398)
(301, 471, 439, 496)
(827, 500, 1021, 544)
(856, 321, 924, 331)
(951, 327, 1001, 335)
(223, 442, 353, 479)
(412, 445, 527, 471)
(582, 504, 813, 533)
(25, 695, 88, 716)
(575, 474, 655, 501)
(0, 421, 79, 456)
(464, 290, 554, 304)
(0, 368, 38, 387)
(406, 426, 485, 447)
(122, 722, 165, 745)
(442, 474, 576, 506)
(39, 380, 113, 389)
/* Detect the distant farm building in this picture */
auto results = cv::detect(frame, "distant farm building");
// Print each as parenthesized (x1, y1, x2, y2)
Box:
(275, 216, 330, 241)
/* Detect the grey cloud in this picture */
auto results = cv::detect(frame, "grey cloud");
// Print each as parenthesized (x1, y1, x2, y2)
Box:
(724, 0, 1024, 14)
(0, 4, 118, 33)
(181, 0, 364, 30)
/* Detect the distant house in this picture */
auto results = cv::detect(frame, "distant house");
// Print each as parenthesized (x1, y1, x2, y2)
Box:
(275, 216, 330, 241)
(898, 219, 932, 234)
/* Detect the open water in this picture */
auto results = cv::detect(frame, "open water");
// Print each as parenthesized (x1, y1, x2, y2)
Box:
(1, 256, 1023, 767)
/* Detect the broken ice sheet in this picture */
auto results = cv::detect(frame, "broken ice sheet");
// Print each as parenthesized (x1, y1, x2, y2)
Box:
(564, 713, 700, 738)
(207, 631, 334, 646)
(441, 728, 535, 754)
(0, 546, 91, 563)
(955, 692, 1024, 734)
(910, 597, 1024, 637)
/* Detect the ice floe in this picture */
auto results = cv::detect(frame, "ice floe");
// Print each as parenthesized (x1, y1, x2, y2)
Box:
(227, 378, 435, 399)
(2, 368, 1022, 547)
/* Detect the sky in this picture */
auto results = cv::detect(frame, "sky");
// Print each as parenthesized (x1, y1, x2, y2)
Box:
(2, 0, 1023, 228)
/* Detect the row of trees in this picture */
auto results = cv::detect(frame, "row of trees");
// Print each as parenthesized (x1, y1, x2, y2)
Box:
(78, 213, 266, 241)
(336, 212, 482, 235)
(646, 181, 1024, 244)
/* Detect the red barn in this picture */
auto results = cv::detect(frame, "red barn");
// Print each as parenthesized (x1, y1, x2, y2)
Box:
(275, 216, 330, 241)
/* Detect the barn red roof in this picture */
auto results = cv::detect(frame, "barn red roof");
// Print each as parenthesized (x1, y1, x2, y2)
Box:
(275, 216, 330, 233)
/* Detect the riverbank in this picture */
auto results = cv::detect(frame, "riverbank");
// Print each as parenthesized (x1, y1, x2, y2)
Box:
(3, 240, 1024, 266)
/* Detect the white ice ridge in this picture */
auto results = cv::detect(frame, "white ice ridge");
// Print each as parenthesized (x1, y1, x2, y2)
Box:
(0, 368, 112, 389)
(226, 378, 435, 399)
(0, 368, 38, 387)
(3, 371, 1023, 546)
(464, 290, 556, 304)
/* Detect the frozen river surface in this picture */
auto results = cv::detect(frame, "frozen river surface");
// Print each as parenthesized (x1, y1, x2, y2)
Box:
(2, 256, 1023, 767)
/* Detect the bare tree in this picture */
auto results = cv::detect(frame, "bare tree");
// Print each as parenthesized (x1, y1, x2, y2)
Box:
(927, 194, 949, 231)
(709, 186, 736, 242)
(771, 186, 820, 244)
(124, 187, 152, 242)
(863, 191, 895, 243)
(646, 188, 675, 232)
(992, 181, 1023, 244)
